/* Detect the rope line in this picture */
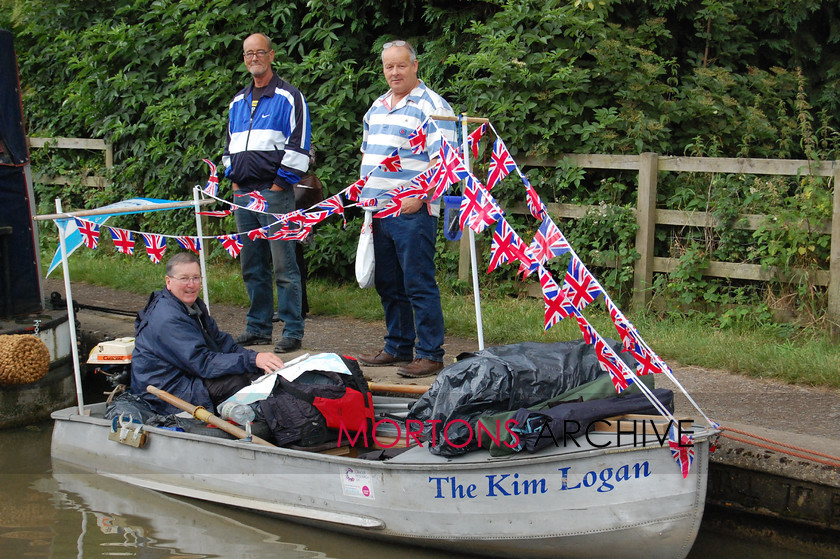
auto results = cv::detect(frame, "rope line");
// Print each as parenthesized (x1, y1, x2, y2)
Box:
(720, 426, 840, 468)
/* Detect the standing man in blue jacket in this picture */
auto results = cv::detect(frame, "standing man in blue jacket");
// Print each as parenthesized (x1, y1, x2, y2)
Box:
(223, 32, 311, 353)
(131, 253, 285, 416)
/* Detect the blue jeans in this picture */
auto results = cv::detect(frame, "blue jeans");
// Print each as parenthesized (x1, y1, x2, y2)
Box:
(234, 188, 303, 340)
(372, 210, 444, 362)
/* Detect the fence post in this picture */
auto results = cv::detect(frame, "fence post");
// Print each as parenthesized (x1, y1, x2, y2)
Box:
(829, 168, 840, 341)
(632, 152, 659, 312)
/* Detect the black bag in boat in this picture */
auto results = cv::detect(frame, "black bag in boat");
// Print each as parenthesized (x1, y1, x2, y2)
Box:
(408, 339, 638, 457)
(258, 355, 374, 447)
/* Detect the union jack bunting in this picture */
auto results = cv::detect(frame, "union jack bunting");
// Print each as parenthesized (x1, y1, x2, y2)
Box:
(175, 236, 201, 254)
(523, 176, 547, 221)
(345, 175, 368, 201)
(407, 120, 429, 154)
(140, 233, 166, 264)
(523, 216, 571, 276)
(109, 228, 134, 255)
(296, 209, 331, 227)
(217, 234, 243, 258)
(574, 312, 597, 344)
(357, 198, 379, 208)
(246, 227, 268, 241)
(202, 158, 219, 197)
(197, 209, 233, 218)
(467, 123, 487, 159)
(537, 264, 577, 331)
(595, 336, 633, 393)
(487, 218, 529, 274)
(458, 174, 503, 234)
(318, 194, 346, 226)
(378, 149, 402, 172)
(562, 255, 603, 310)
(429, 140, 467, 201)
(604, 295, 669, 375)
(267, 224, 312, 241)
(669, 424, 695, 479)
(374, 184, 427, 219)
(245, 191, 267, 212)
(74, 218, 100, 249)
(486, 138, 517, 191)
(409, 166, 437, 192)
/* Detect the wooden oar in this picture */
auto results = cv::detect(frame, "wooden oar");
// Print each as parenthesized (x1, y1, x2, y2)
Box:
(368, 382, 431, 395)
(147, 385, 274, 447)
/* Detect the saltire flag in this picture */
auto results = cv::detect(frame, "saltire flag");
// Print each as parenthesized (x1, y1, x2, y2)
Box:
(522, 216, 571, 277)
(246, 227, 268, 241)
(595, 335, 633, 393)
(486, 138, 517, 191)
(523, 175, 548, 221)
(408, 120, 429, 154)
(467, 123, 487, 159)
(562, 255, 603, 310)
(345, 175, 368, 201)
(197, 209, 233, 218)
(458, 174, 503, 234)
(537, 265, 577, 331)
(378, 149, 402, 172)
(428, 139, 467, 201)
(109, 227, 134, 255)
(217, 234, 243, 258)
(202, 159, 219, 197)
(318, 194, 346, 227)
(243, 191, 267, 212)
(669, 424, 695, 479)
(487, 218, 530, 274)
(140, 233, 166, 264)
(175, 236, 201, 253)
(74, 218, 100, 249)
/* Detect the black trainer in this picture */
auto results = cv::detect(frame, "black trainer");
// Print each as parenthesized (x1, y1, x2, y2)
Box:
(233, 332, 272, 346)
(274, 337, 302, 353)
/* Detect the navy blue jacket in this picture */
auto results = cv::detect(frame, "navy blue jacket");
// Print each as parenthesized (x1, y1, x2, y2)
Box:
(130, 289, 257, 415)
(222, 72, 311, 192)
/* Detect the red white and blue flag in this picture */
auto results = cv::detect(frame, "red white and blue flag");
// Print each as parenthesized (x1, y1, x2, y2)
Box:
(140, 233, 166, 264)
(522, 216, 571, 276)
(467, 123, 487, 160)
(574, 311, 598, 344)
(429, 139, 467, 201)
(486, 138, 517, 191)
(175, 236, 201, 253)
(217, 234, 243, 258)
(109, 228, 134, 255)
(74, 218, 100, 249)
(374, 184, 427, 219)
(562, 255, 603, 310)
(268, 224, 312, 241)
(523, 175, 547, 221)
(458, 174, 503, 233)
(537, 264, 577, 331)
(669, 424, 695, 479)
(595, 336, 634, 393)
(605, 295, 670, 376)
(197, 209, 233, 218)
(408, 120, 429, 154)
(379, 149, 402, 172)
(246, 227, 268, 241)
(202, 158, 219, 197)
(487, 218, 530, 273)
(245, 191, 267, 212)
(345, 175, 368, 202)
(318, 194, 346, 227)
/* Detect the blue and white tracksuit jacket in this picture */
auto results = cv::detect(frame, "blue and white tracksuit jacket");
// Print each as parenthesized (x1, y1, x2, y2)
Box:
(223, 72, 311, 192)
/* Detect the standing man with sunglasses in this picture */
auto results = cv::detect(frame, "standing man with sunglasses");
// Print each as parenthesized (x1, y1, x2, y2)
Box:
(131, 253, 285, 415)
(356, 40, 456, 378)
(223, 32, 311, 354)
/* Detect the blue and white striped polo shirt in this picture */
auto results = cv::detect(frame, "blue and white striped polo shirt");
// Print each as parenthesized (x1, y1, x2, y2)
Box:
(359, 80, 456, 215)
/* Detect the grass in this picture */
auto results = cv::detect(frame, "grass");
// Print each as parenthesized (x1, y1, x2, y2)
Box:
(51, 250, 840, 389)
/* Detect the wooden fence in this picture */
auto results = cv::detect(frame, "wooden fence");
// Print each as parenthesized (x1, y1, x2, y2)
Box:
(27, 136, 112, 188)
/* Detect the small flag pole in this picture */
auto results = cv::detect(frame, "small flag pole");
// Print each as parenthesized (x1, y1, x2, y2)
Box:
(193, 187, 210, 312)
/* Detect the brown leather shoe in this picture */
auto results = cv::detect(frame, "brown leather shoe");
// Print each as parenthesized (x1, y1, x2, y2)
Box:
(397, 358, 444, 378)
(357, 349, 412, 367)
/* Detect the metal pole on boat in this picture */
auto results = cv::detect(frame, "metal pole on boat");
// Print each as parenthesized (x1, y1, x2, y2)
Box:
(461, 114, 485, 350)
(55, 198, 86, 415)
(193, 188, 210, 312)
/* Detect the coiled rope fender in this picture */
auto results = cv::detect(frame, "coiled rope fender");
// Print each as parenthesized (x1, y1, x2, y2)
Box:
(720, 426, 840, 468)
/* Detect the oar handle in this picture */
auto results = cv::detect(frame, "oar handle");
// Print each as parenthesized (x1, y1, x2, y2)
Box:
(368, 382, 430, 395)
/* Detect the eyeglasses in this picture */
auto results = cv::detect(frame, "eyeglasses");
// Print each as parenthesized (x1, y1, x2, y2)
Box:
(243, 50, 270, 60)
(382, 41, 407, 50)
(168, 275, 202, 285)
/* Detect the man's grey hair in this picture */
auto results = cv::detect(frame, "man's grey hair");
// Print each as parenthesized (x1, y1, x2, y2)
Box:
(166, 252, 199, 276)
(245, 32, 272, 51)
(381, 40, 416, 63)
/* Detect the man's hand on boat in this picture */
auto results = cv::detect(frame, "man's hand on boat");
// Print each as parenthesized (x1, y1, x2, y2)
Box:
(255, 352, 284, 374)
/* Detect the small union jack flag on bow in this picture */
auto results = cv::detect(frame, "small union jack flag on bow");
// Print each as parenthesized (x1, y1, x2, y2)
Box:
(523, 175, 547, 221)
(140, 233, 166, 264)
(487, 218, 529, 274)
(175, 236, 201, 254)
(109, 227, 134, 255)
(202, 159, 219, 197)
(217, 234, 243, 258)
(378, 149, 402, 172)
(522, 216, 571, 277)
(537, 265, 577, 331)
(245, 191, 267, 212)
(486, 138, 517, 191)
(318, 194, 346, 227)
(458, 174, 503, 234)
(74, 218, 100, 249)
(562, 255, 603, 310)
(669, 424, 695, 479)
(467, 123, 487, 160)
(407, 120, 429, 154)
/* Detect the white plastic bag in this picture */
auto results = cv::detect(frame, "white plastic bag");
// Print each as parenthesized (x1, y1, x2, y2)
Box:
(355, 211, 375, 288)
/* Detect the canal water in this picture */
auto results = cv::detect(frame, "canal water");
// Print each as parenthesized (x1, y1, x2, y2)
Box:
(0, 421, 832, 559)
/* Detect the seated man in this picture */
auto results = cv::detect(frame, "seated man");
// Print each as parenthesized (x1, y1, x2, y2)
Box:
(131, 252, 285, 415)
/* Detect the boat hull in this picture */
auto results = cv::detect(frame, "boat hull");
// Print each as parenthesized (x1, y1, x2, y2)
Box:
(51, 402, 711, 559)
